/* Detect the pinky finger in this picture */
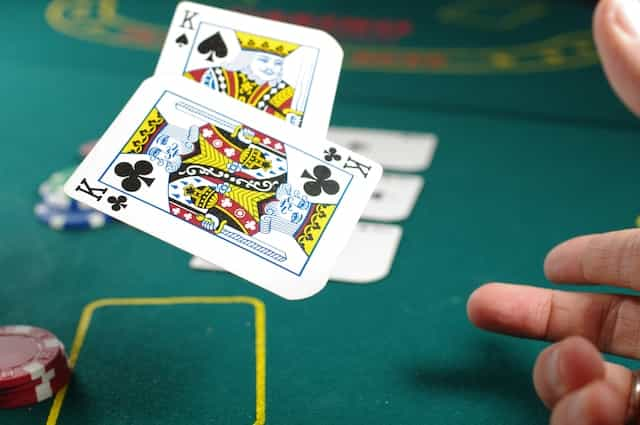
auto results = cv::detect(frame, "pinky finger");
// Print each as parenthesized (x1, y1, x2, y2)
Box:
(550, 380, 626, 425)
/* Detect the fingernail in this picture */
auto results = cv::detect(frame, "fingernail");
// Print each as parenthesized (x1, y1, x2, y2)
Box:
(567, 391, 585, 424)
(615, 0, 640, 37)
(547, 349, 566, 395)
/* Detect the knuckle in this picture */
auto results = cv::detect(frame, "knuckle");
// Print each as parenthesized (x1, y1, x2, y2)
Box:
(618, 232, 640, 287)
(583, 231, 640, 287)
(582, 234, 615, 282)
(595, 297, 621, 353)
(597, 296, 640, 358)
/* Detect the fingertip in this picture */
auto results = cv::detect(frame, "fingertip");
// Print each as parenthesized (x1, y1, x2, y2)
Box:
(593, 0, 640, 117)
(466, 283, 495, 324)
(466, 282, 513, 328)
(558, 336, 606, 387)
(593, 0, 615, 38)
(582, 382, 627, 425)
(533, 344, 560, 408)
(534, 337, 605, 409)
(543, 236, 591, 283)
(544, 242, 566, 281)
(466, 283, 553, 339)
(551, 380, 627, 425)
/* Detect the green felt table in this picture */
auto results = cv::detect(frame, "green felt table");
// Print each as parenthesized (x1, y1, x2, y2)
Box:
(2, 1, 640, 424)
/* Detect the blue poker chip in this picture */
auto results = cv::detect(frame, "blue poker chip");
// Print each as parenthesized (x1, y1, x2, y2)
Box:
(38, 167, 94, 211)
(34, 202, 111, 231)
(41, 192, 93, 212)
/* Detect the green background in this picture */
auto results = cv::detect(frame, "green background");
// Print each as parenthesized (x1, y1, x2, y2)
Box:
(2, 1, 640, 424)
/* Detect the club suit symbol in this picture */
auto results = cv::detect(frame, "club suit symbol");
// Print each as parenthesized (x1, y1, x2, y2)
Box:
(301, 165, 340, 196)
(108, 195, 128, 211)
(323, 147, 341, 162)
(115, 160, 155, 192)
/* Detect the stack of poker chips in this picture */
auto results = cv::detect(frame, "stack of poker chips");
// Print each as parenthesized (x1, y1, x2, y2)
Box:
(0, 326, 72, 409)
(35, 156, 112, 231)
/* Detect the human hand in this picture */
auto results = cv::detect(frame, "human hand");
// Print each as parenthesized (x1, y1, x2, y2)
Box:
(467, 1, 640, 422)
(468, 229, 640, 424)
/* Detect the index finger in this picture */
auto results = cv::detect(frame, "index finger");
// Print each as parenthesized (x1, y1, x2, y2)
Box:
(466, 282, 640, 359)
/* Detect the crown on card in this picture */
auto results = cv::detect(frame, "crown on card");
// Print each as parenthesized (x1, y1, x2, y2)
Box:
(236, 31, 298, 57)
(183, 184, 219, 210)
(239, 146, 272, 170)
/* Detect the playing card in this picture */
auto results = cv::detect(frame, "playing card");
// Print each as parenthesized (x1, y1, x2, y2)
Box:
(190, 222, 403, 284)
(63, 76, 381, 300)
(189, 256, 224, 272)
(155, 1, 343, 135)
(362, 173, 424, 222)
(331, 222, 403, 283)
(328, 127, 437, 172)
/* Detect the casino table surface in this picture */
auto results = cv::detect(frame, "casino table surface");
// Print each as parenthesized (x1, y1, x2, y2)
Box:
(2, 1, 640, 424)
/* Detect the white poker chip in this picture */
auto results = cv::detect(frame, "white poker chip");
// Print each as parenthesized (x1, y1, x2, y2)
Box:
(38, 167, 76, 209)
(34, 202, 110, 231)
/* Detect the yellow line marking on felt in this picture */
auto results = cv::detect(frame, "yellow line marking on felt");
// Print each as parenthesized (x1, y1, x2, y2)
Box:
(45, 296, 267, 425)
(436, 0, 549, 32)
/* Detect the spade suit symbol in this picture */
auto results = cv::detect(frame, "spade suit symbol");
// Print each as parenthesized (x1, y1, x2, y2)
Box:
(197, 32, 228, 62)
(175, 33, 189, 47)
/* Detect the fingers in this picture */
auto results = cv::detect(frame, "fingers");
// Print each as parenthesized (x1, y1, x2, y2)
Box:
(544, 229, 640, 291)
(467, 283, 640, 358)
(533, 337, 631, 410)
(593, 0, 640, 117)
(534, 337, 605, 408)
(550, 380, 627, 425)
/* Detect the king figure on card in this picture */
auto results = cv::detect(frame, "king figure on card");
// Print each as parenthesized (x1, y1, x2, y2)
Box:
(65, 77, 380, 298)
(184, 31, 312, 127)
(119, 104, 336, 262)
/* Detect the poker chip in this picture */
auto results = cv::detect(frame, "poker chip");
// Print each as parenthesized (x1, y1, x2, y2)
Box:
(0, 366, 70, 409)
(35, 166, 113, 231)
(0, 346, 68, 394)
(42, 191, 94, 212)
(38, 167, 89, 210)
(0, 326, 65, 389)
(38, 167, 73, 198)
(0, 326, 72, 409)
(79, 140, 97, 158)
(34, 202, 110, 231)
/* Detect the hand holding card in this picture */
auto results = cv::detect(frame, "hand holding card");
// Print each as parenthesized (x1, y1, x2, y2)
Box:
(64, 76, 381, 299)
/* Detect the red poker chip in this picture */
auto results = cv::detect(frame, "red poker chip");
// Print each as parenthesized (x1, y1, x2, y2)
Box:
(0, 325, 65, 389)
(79, 140, 97, 158)
(0, 347, 69, 395)
(0, 357, 71, 409)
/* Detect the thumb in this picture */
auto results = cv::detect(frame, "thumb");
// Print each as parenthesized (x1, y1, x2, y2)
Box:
(594, 0, 640, 117)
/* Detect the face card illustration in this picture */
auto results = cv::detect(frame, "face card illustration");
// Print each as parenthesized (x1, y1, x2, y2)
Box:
(64, 76, 381, 300)
(328, 127, 438, 172)
(155, 2, 343, 135)
(190, 222, 404, 284)
(362, 174, 424, 222)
